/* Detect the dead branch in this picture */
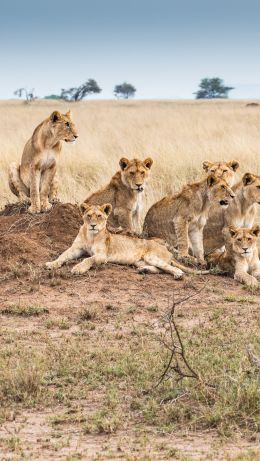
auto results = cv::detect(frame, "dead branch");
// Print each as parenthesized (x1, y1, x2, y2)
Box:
(154, 286, 205, 389)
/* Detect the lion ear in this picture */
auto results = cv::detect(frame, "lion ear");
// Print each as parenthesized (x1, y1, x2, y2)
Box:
(228, 160, 239, 171)
(243, 173, 255, 186)
(50, 111, 62, 123)
(119, 157, 130, 170)
(203, 161, 212, 172)
(101, 203, 112, 216)
(143, 157, 153, 169)
(80, 202, 91, 214)
(207, 174, 218, 187)
(250, 225, 260, 237)
(65, 110, 71, 118)
(228, 225, 238, 237)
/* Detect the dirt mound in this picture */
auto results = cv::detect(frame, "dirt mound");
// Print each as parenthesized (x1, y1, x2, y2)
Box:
(0, 203, 82, 272)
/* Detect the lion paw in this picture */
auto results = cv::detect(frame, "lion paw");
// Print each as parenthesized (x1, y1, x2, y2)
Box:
(41, 202, 52, 212)
(45, 261, 60, 270)
(246, 277, 258, 289)
(173, 268, 184, 280)
(71, 263, 88, 275)
(28, 205, 41, 214)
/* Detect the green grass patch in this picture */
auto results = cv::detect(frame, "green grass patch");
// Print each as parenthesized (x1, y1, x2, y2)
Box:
(0, 303, 49, 316)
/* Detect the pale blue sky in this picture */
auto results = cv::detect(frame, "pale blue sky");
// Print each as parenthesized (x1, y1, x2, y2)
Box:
(0, 0, 259, 99)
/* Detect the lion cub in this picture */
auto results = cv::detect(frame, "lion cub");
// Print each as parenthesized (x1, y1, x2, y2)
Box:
(83, 157, 153, 232)
(8, 110, 78, 214)
(45, 203, 184, 279)
(143, 174, 235, 265)
(208, 225, 260, 288)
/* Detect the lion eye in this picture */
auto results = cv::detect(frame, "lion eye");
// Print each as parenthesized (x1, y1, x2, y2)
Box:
(223, 169, 228, 173)
(237, 238, 242, 242)
(141, 171, 145, 176)
(66, 122, 70, 128)
(256, 186, 260, 189)
(221, 185, 225, 190)
(97, 215, 102, 218)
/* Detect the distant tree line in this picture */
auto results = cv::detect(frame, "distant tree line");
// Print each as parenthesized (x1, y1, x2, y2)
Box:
(14, 80, 136, 102)
(14, 77, 235, 101)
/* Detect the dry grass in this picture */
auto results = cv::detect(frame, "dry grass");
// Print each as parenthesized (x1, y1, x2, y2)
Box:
(1, 99, 260, 214)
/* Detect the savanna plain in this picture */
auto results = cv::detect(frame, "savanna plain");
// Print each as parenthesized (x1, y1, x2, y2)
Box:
(0, 100, 259, 461)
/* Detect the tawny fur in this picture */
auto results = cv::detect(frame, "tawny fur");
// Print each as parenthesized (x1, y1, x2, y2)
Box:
(208, 225, 260, 288)
(202, 160, 239, 186)
(8, 110, 78, 214)
(45, 203, 185, 279)
(143, 174, 235, 265)
(83, 157, 153, 232)
(204, 173, 260, 254)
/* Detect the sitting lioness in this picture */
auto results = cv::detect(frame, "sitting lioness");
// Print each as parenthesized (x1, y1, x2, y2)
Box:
(8, 110, 78, 214)
(204, 173, 260, 254)
(82, 157, 153, 232)
(45, 203, 185, 279)
(143, 174, 235, 265)
(208, 225, 260, 288)
(202, 160, 239, 186)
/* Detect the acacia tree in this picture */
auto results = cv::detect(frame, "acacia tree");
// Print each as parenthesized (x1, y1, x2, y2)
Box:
(114, 82, 136, 99)
(14, 88, 36, 102)
(61, 79, 102, 101)
(194, 78, 234, 99)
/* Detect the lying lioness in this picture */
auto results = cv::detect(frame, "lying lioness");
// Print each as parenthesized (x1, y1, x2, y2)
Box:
(208, 225, 260, 288)
(8, 110, 78, 214)
(45, 203, 192, 279)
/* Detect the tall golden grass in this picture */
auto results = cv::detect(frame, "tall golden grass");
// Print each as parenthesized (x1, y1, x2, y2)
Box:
(1, 99, 260, 214)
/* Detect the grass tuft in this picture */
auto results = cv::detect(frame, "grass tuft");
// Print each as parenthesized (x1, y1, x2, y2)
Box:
(0, 303, 49, 316)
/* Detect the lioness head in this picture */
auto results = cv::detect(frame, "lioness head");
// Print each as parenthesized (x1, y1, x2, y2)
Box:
(203, 160, 239, 186)
(80, 203, 112, 234)
(50, 110, 78, 143)
(119, 157, 153, 192)
(207, 174, 235, 208)
(242, 173, 260, 204)
(228, 225, 260, 257)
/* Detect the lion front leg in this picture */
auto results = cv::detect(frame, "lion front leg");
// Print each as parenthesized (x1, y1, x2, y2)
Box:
(132, 209, 141, 233)
(46, 243, 85, 270)
(49, 174, 59, 203)
(40, 165, 56, 212)
(250, 260, 260, 280)
(114, 207, 133, 231)
(174, 218, 190, 257)
(234, 271, 258, 288)
(188, 224, 206, 265)
(28, 168, 41, 214)
(234, 261, 258, 288)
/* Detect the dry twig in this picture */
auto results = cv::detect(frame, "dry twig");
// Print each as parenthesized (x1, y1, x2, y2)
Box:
(154, 287, 206, 388)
